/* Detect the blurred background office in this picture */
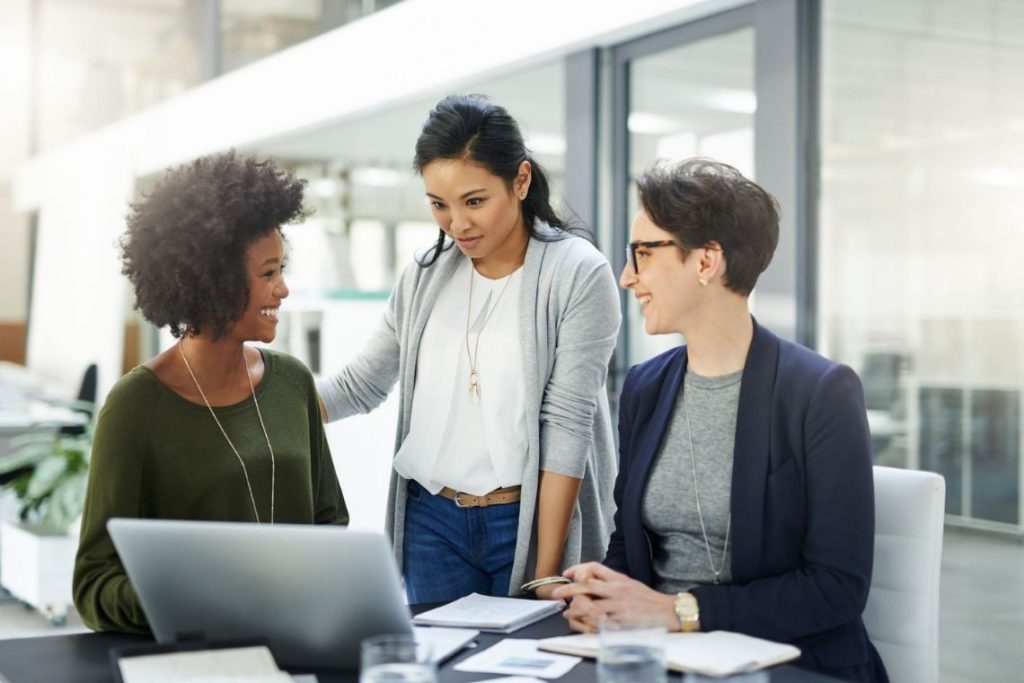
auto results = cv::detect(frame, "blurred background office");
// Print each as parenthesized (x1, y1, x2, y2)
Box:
(0, 1, 1021, 680)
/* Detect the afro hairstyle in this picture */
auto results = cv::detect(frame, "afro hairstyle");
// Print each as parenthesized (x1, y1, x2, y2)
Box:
(120, 150, 306, 340)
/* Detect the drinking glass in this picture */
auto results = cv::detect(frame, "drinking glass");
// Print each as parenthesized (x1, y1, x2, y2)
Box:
(360, 633, 436, 683)
(597, 618, 668, 683)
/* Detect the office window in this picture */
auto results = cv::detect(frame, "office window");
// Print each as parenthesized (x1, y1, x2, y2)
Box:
(221, 0, 322, 72)
(818, 0, 1024, 531)
(622, 27, 755, 366)
(220, 0, 409, 72)
(35, 0, 202, 152)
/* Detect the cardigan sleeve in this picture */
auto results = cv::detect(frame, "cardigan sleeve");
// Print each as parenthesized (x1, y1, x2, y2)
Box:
(72, 380, 150, 633)
(315, 271, 405, 422)
(691, 363, 875, 641)
(538, 253, 621, 478)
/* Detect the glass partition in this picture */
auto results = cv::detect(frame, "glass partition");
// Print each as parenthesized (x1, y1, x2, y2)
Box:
(621, 27, 756, 366)
(819, 0, 1024, 531)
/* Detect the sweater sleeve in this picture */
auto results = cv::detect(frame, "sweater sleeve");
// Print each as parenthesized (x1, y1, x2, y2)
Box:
(310, 391, 349, 525)
(691, 364, 876, 641)
(72, 379, 150, 634)
(538, 252, 621, 478)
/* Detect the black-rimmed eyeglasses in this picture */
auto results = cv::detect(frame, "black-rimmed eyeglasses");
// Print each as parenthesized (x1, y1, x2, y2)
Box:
(625, 240, 684, 274)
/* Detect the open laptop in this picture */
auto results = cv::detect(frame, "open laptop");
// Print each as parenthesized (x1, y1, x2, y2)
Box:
(107, 518, 413, 670)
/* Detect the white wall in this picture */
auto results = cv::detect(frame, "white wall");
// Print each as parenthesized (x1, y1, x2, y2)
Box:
(0, 188, 29, 323)
(0, 0, 32, 323)
(26, 139, 132, 396)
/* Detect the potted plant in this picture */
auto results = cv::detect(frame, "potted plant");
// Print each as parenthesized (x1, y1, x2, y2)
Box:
(0, 400, 93, 626)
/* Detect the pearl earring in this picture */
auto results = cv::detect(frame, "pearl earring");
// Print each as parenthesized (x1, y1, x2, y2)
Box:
(699, 278, 709, 287)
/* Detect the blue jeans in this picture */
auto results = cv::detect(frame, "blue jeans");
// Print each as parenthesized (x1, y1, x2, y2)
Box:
(402, 480, 520, 605)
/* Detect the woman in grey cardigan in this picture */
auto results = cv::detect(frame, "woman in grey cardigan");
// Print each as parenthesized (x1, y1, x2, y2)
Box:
(317, 95, 620, 604)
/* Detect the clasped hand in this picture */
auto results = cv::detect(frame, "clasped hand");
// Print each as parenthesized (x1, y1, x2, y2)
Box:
(549, 562, 680, 633)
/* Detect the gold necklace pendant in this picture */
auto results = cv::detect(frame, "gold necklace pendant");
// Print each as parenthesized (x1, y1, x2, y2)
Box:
(464, 265, 514, 406)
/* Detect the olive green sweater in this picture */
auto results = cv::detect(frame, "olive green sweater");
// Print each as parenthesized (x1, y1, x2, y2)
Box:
(73, 348, 347, 633)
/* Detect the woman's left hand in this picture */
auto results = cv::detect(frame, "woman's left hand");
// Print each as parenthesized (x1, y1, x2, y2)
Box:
(550, 562, 680, 633)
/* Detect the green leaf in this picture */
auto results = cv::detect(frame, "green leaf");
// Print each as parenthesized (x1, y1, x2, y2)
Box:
(25, 456, 68, 499)
(0, 446, 52, 474)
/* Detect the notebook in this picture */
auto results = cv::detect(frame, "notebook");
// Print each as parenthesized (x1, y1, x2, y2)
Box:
(412, 593, 564, 633)
(537, 630, 801, 677)
(107, 518, 412, 671)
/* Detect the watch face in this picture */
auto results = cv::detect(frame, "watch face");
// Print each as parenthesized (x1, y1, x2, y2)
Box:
(675, 593, 699, 618)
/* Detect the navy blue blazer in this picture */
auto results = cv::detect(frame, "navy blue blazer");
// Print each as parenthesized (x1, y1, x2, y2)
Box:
(605, 321, 888, 682)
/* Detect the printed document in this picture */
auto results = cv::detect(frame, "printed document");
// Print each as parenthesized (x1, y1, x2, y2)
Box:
(453, 638, 581, 679)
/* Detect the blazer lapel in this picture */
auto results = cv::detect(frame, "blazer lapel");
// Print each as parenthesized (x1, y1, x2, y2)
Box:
(625, 348, 687, 582)
(730, 319, 780, 582)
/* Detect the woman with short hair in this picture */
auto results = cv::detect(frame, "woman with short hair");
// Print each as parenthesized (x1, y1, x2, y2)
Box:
(553, 159, 888, 682)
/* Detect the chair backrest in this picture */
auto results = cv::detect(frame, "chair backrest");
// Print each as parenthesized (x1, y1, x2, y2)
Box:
(864, 466, 945, 683)
(58, 363, 97, 437)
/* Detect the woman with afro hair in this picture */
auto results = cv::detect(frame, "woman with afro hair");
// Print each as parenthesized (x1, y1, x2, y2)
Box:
(73, 151, 348, 634)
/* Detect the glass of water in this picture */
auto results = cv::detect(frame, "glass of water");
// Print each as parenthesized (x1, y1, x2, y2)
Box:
(597, 617, 668, 683)
(360, 633, 436, 683)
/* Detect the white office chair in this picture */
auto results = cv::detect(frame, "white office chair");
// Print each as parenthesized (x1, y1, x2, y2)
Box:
(863, 466, 945, 683)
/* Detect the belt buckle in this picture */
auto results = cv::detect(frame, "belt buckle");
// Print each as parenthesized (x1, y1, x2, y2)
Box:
(453, 491, 472, 508)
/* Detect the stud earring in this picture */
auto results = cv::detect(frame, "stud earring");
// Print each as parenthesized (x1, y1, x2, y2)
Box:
(699, 278, 709, 287)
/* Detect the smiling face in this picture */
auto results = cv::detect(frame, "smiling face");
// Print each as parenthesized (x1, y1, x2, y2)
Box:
(619, 210, 699, 336)
(227, 230, 289, 344)
(421, 158, 530, 270)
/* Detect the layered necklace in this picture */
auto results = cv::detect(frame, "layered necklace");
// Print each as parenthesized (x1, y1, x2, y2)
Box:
(682, 389, 731, 584)
(464, 265, 514, 403)
(179, 340, 276, 524)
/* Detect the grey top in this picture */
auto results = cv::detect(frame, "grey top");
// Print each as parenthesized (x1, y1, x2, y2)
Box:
(642, 369, 741, 593)
(316, 225, 621, 595)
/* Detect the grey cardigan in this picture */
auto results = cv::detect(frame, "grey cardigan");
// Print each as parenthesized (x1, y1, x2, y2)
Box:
(317, 226, 621, 595)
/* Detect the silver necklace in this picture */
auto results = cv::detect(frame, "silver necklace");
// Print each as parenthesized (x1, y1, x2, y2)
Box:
(682, 388, 731, 584)
(465, 265, 514, 402)
(179, 340, 276, 524)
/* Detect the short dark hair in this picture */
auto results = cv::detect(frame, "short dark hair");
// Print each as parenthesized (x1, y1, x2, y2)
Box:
(413, 94, 570, 266)
(120, 150, 306, 340)
(636, 158, 779, 296)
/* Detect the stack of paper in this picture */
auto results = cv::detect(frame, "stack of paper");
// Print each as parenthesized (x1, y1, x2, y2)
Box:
(116, 645, 312, 683)
(538, 630, 801, 677)
(412, 593, 563, 633)
(413, 625, 479, 664)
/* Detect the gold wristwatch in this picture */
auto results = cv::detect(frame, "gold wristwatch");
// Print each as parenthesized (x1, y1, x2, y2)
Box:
(673, 592, 699, 632)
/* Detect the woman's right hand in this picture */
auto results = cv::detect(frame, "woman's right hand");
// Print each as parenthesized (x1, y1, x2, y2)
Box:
(553, 562, 680, 633)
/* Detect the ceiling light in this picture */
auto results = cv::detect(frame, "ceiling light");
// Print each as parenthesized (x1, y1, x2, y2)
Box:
(628, 112, 679, 135)
(351, 167, 406, 187)
(525, 133, 566, 155)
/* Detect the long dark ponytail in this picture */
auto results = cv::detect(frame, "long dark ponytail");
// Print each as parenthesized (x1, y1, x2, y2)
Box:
(413, 94, 572, 267)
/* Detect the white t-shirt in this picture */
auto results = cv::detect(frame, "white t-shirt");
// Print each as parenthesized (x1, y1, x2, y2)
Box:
(392, 257, 528, 496)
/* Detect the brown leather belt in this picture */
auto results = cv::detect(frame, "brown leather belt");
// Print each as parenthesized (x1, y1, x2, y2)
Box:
(438, 485, 521, 508)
